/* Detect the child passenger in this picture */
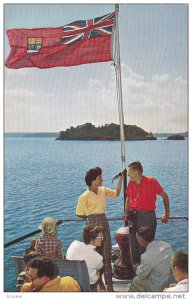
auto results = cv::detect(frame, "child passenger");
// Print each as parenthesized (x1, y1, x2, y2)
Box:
(16, 249, 39, 291)
(35, 217, 64, 258)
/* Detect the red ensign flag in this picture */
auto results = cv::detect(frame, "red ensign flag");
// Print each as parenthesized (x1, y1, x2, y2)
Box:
(5, 12, 115, 69)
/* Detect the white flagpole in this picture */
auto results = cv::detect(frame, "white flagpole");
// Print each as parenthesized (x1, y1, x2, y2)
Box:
(113, 4, 127, 215)
(114, 4, 126, 171)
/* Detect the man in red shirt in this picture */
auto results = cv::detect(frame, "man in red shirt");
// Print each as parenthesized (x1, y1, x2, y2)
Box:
(122, 161, 170, 265)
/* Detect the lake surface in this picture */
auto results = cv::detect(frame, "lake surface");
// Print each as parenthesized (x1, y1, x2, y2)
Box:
(4, 138, 188, 291)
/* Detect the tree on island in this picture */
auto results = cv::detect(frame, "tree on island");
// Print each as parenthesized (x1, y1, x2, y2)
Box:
(167, 134, 185, 140)
(56, 123, 157, 141)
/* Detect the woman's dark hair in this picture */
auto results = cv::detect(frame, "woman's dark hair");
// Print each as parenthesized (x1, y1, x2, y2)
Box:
(128, 161, 143, 173)
(171, 251, 188, 274)
(85, 167, 102, 186)
(83, 225, 103, 244)
(30, 256, 55, 279)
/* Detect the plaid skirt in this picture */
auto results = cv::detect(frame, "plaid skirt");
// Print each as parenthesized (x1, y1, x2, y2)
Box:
(86, 214, 113, 285)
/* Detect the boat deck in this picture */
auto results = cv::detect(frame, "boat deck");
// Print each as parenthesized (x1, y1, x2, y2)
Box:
(113, 278, 131, 292)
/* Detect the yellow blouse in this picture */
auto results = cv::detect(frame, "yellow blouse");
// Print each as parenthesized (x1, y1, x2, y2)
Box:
(76, 186, 117, 215)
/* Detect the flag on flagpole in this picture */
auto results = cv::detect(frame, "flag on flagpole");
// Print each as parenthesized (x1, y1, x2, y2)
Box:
(5, 11, 115, 69)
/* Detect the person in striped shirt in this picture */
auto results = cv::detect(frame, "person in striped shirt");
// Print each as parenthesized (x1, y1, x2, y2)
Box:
(16, 250, 40, 291)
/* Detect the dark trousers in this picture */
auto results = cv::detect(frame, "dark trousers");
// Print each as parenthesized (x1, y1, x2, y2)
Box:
(130, 211, 157, 264)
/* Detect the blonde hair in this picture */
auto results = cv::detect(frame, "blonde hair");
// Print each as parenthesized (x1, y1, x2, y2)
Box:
(39, 217, 57, 235)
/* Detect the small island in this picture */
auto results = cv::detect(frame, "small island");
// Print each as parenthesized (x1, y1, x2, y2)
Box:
(56, 123, 157, 141)
(167, 134, 185, 140)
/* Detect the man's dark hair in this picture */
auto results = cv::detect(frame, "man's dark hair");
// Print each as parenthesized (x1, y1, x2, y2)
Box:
(137, 226, 155, 242)
(85, 167, 102, 186)
(128, 161, 143, 173)
(171, 251, 188, 274)
(30, 256, 55, 279)
(24, 249, 39, 264)
(83, 225, 103, 245)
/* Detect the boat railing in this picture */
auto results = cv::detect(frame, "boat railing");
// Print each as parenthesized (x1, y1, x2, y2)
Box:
(4, 216, 188, 248)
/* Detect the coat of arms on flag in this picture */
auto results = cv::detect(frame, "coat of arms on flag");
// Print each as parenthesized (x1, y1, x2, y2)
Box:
(27, 38, 43, 53)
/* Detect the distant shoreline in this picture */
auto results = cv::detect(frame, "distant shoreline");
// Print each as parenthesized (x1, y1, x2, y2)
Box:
(4, 132, 58, 138)
(4, 133, 188, 140)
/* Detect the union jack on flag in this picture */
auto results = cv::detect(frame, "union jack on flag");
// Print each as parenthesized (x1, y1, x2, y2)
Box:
(61, 11, 115, 44)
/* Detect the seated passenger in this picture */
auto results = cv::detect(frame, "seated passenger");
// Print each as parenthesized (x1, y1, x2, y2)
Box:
(35, 217, 64, 258)
(163, 251, 188, 292)
(66, 225, 105, 292)
(21, 256, 81, 292)
(16, 249, 39, 291)
(128, 226, 173, 292)
(29, 238, 39, 251)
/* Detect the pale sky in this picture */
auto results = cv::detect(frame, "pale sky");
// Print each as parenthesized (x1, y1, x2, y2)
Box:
(4, 2, 188, 133)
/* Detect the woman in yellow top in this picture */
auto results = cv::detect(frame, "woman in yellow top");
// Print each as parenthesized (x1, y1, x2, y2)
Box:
(76, 167, 124, 292)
